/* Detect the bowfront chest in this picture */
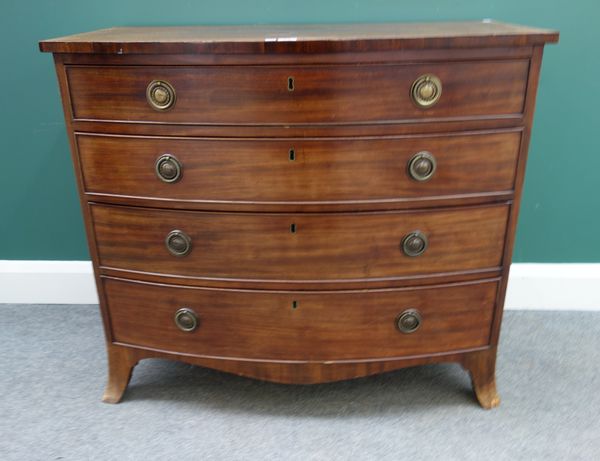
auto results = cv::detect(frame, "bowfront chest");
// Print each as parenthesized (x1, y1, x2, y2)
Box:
(40, 22, 558, 408)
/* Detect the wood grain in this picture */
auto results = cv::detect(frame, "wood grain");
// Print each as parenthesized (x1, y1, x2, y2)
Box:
(461, 347, 500, 409)
(103, 342, 494, 389)
(103, 277, 498, 361)
(66, 60, 529, 124)
(57, 46, 535, 66)
(50, 56, 118, 344)
(41, 23, 558, 406)
(39, 21, 558, 54)
(490, 46, 546, 347)
(91, 203, 509, 284)
(77, 130, 521, 207)
(72, 118, 527, 144)
(102, 344, 139, 404)
(98, 265, 502, 291)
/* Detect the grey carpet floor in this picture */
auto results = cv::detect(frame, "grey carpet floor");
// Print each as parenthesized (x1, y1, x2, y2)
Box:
(0, 306, 599, 461)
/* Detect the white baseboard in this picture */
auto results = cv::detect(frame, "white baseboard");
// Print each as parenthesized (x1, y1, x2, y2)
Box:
(504, 263, 600, 311)
(0, 261, 99, 304)
(0, 261, 599, 310)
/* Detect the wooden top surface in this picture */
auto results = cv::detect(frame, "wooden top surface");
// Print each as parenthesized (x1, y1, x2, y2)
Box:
(39, 21, 558, 54)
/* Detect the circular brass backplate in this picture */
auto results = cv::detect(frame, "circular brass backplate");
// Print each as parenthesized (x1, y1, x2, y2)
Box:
(401, 231, 428, 257)
(174, 307, 199, 332)
(410, 74, 442, 108)
(146, 80, 176, 111)
(408, 151, 437, 182)
(165, 229, 192, 257)
(155, 154, 182, 183)
(396, 309, 422, 334)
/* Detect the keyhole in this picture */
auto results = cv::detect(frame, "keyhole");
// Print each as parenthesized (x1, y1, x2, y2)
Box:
(289, 148, 295, 161)
(288, 76, 295, 92)
(290, 223, 297, 233)
(292, 300, 298, 309)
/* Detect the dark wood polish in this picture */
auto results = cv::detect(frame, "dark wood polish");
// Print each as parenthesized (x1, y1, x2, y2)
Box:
(97, 265, 503, 291)
(77, 130, 521, 208)
(39, 22, 558, 54)
(90, 203, 509, 283)
(40, 22, 558, 407)
(66, 61, 529, 124)
(103, 277, 498, 361)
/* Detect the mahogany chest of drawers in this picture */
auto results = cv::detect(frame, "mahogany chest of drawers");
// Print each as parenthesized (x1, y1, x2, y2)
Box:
(40, 22, 558, 408)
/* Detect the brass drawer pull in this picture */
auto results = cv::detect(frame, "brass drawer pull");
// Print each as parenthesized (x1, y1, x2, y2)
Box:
(411, 74, 442, 108)
(174, 308, 199, 332)
(165, 230, 192, 257)
(155, 154, 182, 183)
(402, 230, 428, 257)
(146, 80, 176, 111)
(396, 309, 422, 334)
(408, 151, 436, 182)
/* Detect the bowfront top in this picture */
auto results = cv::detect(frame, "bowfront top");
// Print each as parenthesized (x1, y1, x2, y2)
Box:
(40, 21, 558, 54)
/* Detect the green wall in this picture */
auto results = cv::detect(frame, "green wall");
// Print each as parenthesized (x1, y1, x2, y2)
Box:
(1, 1, 596, 262)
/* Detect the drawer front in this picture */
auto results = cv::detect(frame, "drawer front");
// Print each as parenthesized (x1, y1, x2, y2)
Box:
(104, 277, 497, 361)
(67, 61, 528, 124)
(78, 131, 521, 205)
(91, 204, 508, 283)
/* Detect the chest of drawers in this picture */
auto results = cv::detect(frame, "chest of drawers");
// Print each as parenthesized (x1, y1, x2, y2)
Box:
(40, 22, 558, 408)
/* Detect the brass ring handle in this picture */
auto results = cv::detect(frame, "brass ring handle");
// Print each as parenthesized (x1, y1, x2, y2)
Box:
(411, 74, 442, 108)
(408, 151, 437, 182)
(174, 308, 199, 332)
(155, 154, 182, 183)
(165, 230, 192, 257)
(146, 80, 176, 111)
(402, 231, 428, 257)
(396, 309, 422, 334)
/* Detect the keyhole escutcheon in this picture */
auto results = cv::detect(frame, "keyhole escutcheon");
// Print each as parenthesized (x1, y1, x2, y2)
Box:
(287, 76, 295, 92)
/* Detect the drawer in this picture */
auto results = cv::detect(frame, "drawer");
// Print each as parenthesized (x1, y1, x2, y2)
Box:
(67, 61, 528, 124)
(78, 131, 521, 206)
(91, 204, 508, 283)
(104, 277, 498, 361)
